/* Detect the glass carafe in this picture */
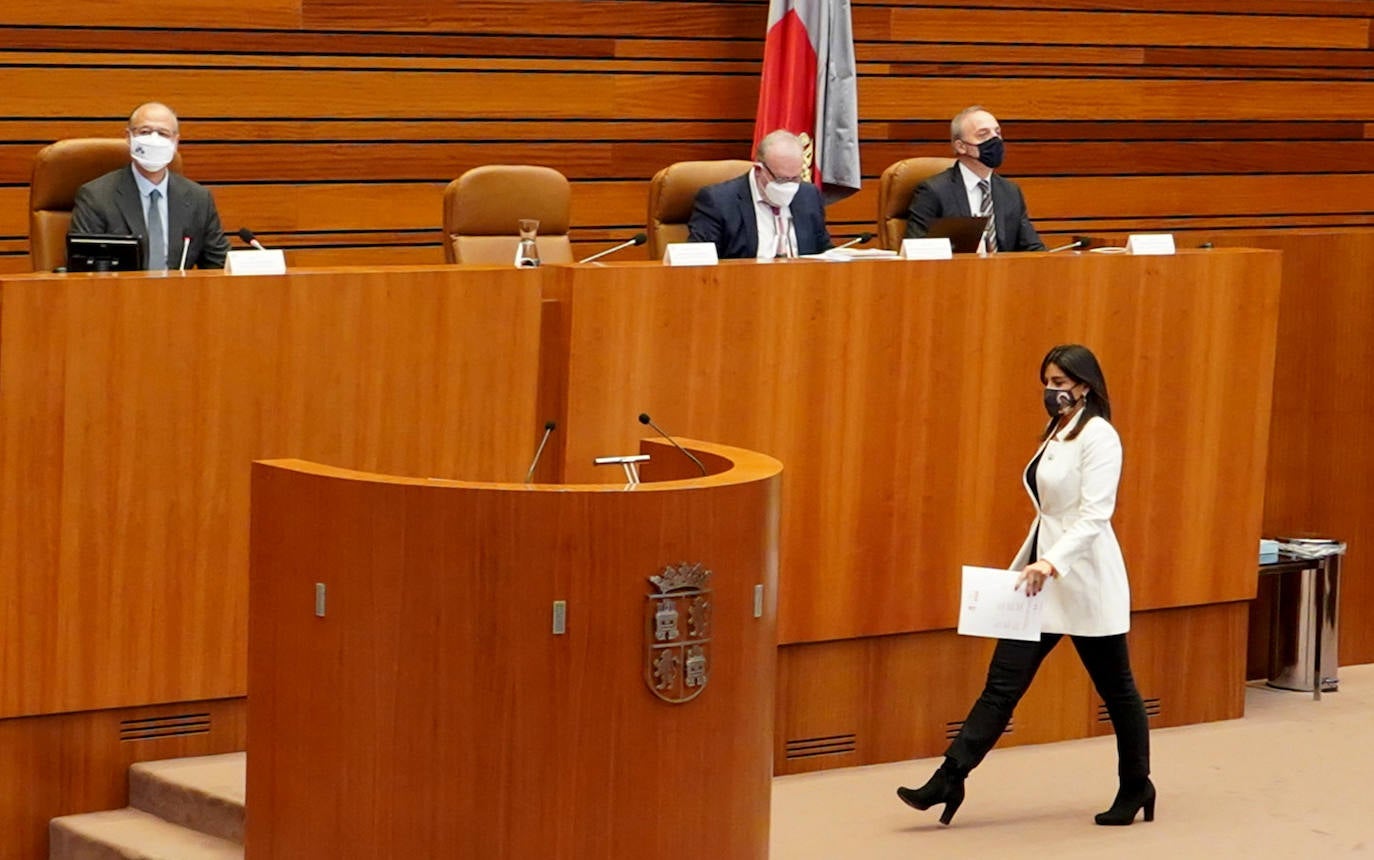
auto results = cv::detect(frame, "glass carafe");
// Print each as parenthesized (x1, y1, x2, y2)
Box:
(514, 218, 541, 268)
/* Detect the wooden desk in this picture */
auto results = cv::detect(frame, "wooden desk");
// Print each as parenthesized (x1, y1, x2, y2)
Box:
(0, 265, 543, 720)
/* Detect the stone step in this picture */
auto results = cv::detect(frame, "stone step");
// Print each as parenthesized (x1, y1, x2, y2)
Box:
(128, 753, 245, 845)
(49, 808, 242, 860)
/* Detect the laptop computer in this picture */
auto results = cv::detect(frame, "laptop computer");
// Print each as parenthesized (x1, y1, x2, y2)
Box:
(923, 216, 992, 254)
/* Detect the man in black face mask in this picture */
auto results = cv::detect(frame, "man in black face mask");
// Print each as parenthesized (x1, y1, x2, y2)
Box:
(904, 105, 1044, 252)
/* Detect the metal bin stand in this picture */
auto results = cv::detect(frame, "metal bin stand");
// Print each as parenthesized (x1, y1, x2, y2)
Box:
(1262, 547, 1343, 700)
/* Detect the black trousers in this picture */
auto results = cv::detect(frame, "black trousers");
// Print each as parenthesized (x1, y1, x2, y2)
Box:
(945, 633, 1151, 780)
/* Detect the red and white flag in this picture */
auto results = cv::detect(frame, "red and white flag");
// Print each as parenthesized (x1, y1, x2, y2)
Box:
(753, 0, 861, 201)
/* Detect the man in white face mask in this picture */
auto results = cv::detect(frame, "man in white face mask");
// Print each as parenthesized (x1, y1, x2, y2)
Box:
(69, 102, 231, 270)
(687, 129, 833, 260)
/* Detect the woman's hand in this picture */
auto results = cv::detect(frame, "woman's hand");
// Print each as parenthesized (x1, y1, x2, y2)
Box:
(1015, 560, 1058, 597)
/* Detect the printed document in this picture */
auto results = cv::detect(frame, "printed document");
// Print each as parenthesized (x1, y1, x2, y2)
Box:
(957, 565, 1044, 642)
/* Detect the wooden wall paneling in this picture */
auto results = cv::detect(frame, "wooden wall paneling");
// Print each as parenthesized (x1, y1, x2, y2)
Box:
(857, 632, 1096, 764)
(555, 253, 1280, 645)
(299, 0, 765, 36)
(1192, 230, 1374, 666)
(1017, 175, 1374, 220)
(1108, 604, 1249, 733)
(777, 602, 1249, 776)
(0, 698, 246, 860)
(883, 9, 1370, 48)
(773, 639, 871, 775)
(0, 68, 761, 120)
(851, 0, 1374, 14)
(858, 79, 1374, 122)
(0, 267, 542, 718)
(0, 51, 759, 75)
(0, 0, 300, 28)
(2, 5, 1374, 268)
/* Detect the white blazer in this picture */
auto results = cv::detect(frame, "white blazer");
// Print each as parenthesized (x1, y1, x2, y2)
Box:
(1010, 410, 1131, 636)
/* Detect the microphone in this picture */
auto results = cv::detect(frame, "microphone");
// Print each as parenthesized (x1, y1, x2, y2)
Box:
(237, 227, 268, 252)
(578, 232, 648, 264)
(638, 413, 707, 477)
(834, 231, 874, 251)
(1048, 240, 1083, 253)
(177, 233, 191, 271)
(524, 420, 556, 484)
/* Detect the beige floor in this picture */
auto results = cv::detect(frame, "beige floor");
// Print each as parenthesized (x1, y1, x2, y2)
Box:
(772, 664, 1374, 859)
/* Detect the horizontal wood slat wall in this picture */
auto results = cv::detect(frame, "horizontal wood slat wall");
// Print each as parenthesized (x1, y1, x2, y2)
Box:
(1, 1, 1372, 270)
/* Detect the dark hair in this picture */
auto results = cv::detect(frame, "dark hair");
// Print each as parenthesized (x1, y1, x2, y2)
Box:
(1039, 344, 1111, 441)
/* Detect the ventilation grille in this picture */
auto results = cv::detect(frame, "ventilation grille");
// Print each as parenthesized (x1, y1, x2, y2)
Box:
(1097, 697, 1162, 723)
(946, 719, 1014, 740)
(120, 712, 212, 742)
(785, 733, 857, 760)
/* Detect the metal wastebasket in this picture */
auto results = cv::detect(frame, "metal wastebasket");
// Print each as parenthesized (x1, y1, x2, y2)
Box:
(1265, 539, 1344, 696)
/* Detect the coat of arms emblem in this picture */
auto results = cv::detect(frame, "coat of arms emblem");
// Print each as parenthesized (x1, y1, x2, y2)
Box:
(645, 562, 712, 703)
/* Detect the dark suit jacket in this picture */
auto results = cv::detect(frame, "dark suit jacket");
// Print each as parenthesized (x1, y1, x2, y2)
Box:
(687, 173, 832, 259)
(904, 165, 1044, 252)
(69, 166, 231, 269)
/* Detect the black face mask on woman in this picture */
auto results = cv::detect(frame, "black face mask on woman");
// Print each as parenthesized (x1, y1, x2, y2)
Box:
(1043, 387, 1080, 418)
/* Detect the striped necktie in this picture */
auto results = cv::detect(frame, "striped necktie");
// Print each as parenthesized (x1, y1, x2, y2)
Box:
(977, 179, 997, 254)
(770, 205, 794, 258)
(147, 187, 167, 270)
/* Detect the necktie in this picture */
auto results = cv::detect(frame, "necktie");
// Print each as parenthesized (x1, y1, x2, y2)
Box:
(773, 210, 794, 258)
(978, 179, 997, 254)
(147, 188, 166, 270)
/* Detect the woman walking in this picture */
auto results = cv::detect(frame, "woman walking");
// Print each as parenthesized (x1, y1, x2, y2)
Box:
(897, 344, 1154, 826)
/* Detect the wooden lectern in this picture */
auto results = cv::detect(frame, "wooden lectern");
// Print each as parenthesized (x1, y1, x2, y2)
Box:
(247, 438, 781, 859)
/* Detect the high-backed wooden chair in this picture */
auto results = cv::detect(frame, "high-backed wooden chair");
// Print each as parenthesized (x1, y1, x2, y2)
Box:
(442, 165, 573, 265)
(645, 159, 754, 259)
(875, 157, 956, 251)
(29, 138, 183, 272)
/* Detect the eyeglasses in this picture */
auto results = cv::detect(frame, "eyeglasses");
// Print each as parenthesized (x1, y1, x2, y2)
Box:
(129, 125, 177, 139)
(759, 162, 802, 185)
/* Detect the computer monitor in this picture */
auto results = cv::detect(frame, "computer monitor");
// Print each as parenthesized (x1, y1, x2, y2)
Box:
(66, 234, 145, 272)
(924, 216, 992, 254)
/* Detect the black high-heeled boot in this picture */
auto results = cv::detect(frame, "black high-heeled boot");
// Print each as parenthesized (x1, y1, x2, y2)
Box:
(896, 759, 967, 825)
(1095, 776, 1156, 826)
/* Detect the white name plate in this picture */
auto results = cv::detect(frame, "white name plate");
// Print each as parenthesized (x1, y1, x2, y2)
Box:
(662, 242, 719, 266)
(899, 238, 953, 260)
(225, 248, 287, 276)
(1125, 233, 1176, 256)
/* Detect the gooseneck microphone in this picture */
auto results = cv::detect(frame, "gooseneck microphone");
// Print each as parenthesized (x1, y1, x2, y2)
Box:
(578, 232, 649, 264)
(237, 227, 268, 252)
(177, 233, 192, 271)
(834, 231, 874, 251)
(524, 420, 557, 483)
(638, 413, 707, 476)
